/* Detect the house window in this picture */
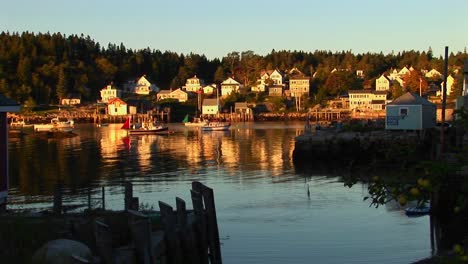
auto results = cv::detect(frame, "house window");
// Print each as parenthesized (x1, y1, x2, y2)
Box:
(399, 107, 408, 117)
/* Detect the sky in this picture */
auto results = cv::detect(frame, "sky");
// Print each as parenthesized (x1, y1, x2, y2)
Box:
(2, 0, 467, 60)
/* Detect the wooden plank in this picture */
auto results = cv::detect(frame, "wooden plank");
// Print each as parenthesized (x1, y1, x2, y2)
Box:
(150, 231, 166, 264)
(175, 197, 187, 227)
(128, 210, 151, 264)
(190, 189, 208, 264)
(94, 219, 113, 264)
(159, 201, 183, 264)
(202, 187, 222, 264)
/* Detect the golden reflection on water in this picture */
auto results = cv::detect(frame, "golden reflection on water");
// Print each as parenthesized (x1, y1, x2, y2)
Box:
(8, 122, 304, 197)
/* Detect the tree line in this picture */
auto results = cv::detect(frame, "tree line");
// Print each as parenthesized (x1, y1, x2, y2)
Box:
(1, 31, 467, 107)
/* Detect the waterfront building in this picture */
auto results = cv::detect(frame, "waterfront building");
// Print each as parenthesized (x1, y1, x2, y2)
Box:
(386, 92, 436, 130)
(348, 90, 388, 112)
(202, 98, 219, 116)
(107, 97, 128, 116)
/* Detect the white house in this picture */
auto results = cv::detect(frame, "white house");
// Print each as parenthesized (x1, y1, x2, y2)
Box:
(100, 84, 122, 103)
(202, 84, 217, 95)
(253, 69, 284, 93)
(348, 90, 388, 111)
(289, 74, 310, 97)
(107, 97, 127, 116)
(157, 88, 189, 102)
(61, 93, 81, 105)
(398, 66, 411, 77)
(425, 69, 442, 79)
(252, 71, 271, 92)
(269, 69, 284, 86)
(221, 77, 241, 97)
(375, 74, 391, 91)
(438, 75, 455, 97)
(202, 98, 219, 115)
(184, 75, 203, 93)
(134, 75, 158, 95)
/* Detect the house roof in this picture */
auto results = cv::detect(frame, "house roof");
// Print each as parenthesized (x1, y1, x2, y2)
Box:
(348, 89, 387, 95)
(107, 97, 127, 105)
(203, 99, 218, 106)
(0, 93, 20, 112)
(387, 92, 435, 106)
(235, 102, 248, 108)
(158, 90, 172, 95)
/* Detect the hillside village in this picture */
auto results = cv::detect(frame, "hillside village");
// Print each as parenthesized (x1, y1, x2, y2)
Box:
(90, 64, 466, 125)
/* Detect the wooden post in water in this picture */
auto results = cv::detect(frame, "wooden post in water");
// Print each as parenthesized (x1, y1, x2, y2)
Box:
(101, 186, 105, 210)
(87, 187, 91, 210)
(159, 201, 183, 264)
(192, 181, 222, 264)
(53, 183, 63, 214)
(124, 182, 133, 210)
(191, 189, 209, 264)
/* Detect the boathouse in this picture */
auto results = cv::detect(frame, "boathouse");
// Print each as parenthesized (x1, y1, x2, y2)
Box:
(0, 93, 20, 211)
(385, 92, 436, 130)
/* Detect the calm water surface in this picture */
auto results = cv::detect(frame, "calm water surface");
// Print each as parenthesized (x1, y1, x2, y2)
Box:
(8, 122, 431, 263)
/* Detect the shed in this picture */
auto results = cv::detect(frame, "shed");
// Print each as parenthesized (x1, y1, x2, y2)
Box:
(385, 92, 436, 130)
(234, 102, 251, 114)
(0, 94, 20, 210)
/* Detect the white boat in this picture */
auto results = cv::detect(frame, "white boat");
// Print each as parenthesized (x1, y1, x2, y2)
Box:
(121, 118, 169, 135)
(182, 114, 208, 127)
(34, 118, 74, 132)
(201, 122, 231, 131)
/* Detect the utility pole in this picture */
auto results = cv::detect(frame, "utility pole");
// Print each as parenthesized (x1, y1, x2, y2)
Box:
(440, 46, 449, 157)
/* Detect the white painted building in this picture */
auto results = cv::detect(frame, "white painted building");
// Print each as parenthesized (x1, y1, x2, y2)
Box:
(221, 77, 242, 97)
(107, 97, 127, 116)
(184, 75, 203, 92)
(100, 84, 122, 103)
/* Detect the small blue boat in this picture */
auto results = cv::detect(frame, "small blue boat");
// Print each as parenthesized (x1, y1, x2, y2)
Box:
(405, 206, 431, 217)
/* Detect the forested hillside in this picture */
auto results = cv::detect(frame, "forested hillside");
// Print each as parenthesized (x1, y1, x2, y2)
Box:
(1, 31, 467, 106)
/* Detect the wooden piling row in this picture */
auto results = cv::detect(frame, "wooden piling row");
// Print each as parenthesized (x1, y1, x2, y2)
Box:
(50, 181, 223, 263)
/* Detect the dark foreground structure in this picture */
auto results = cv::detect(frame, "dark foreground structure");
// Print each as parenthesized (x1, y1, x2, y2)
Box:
(0, 181, 222, 264)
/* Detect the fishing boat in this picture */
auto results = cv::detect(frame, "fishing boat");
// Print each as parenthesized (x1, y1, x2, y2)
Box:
(34, 117, 74, 132)
(121, 118, 169, 135)
(201, 121, 231, 131)
(182, 114, 208, 127)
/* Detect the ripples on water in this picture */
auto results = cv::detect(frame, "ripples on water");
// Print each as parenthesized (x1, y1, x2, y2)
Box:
(8, 122, 430, 263)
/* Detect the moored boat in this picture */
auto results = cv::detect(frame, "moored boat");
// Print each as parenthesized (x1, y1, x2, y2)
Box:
(121, 118, 169, 135)
(405, 206, 430, 217)
(201, 121, 231, 131)
(182, 114, 208, 127)
(34, 118, 74, 132)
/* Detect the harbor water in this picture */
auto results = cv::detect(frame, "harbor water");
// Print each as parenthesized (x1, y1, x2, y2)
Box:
(8, 122, 431, 263)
